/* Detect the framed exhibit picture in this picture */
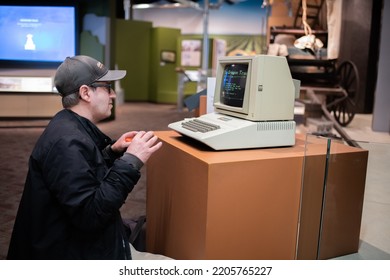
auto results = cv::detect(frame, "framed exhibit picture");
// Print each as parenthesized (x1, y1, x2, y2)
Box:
(160, 50, 176, 63)
(181, 39, 201, 67)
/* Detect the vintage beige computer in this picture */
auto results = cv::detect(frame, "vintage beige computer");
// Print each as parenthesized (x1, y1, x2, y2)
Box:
(169, 55, 300, 150)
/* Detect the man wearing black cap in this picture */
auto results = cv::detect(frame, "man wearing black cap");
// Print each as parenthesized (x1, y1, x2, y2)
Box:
(7, 55, 162, 259)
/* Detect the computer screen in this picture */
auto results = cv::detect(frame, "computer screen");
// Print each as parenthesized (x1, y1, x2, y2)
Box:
(214, 55, 297, 122)
(220, 63, 249, 108)
(0, 3, 78, 67)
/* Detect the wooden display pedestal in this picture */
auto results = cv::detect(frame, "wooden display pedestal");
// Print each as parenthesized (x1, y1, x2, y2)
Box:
(146, 131, 368, 260)
(0, 69, 62, 118)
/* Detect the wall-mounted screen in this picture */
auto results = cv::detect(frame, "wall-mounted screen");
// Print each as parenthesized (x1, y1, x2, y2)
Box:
(0, 4, 78, 67)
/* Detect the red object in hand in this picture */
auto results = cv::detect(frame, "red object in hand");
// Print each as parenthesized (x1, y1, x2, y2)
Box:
(125, 137, 133, 142)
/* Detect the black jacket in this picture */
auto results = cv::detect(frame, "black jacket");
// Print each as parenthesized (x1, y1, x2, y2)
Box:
(7, 109, 142, 259)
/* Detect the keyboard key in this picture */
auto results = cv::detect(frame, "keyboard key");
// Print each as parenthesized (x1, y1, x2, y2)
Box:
(181, 119, 221, 133)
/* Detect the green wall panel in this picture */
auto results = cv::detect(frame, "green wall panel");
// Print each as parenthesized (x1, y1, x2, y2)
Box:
(80, 31, 104, 62)
(115, 20, 152, 101)
(149, 27, 181, 103)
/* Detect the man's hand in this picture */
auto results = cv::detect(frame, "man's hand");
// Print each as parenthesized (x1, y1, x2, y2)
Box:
(111, 131, 139, 154)
(125, 131, 162, 163)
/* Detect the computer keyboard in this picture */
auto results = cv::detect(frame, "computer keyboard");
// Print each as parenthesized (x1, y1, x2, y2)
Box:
(181, 119, 221, 133)
(168, 112, 296, 150)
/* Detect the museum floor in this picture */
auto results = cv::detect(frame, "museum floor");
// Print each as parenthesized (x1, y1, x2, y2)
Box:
(0, 102, 389, 260)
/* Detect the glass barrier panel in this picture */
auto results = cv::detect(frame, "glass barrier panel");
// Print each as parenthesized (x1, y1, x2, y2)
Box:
(298, 134, 389, 260)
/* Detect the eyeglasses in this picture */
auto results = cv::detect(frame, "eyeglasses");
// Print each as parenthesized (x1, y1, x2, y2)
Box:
(89, 83, 113, 93)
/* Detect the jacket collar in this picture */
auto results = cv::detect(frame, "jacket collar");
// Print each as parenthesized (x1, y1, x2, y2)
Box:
(66, 109, 113, 150)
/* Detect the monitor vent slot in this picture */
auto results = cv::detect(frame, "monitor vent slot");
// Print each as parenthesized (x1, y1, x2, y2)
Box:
(257, 121, 294, 131)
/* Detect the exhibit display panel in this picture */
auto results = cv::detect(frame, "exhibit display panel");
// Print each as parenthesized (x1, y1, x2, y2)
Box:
(0, 69, 62, 118)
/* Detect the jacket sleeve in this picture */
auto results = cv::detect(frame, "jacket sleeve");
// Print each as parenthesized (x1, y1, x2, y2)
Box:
(101, 144, 122, 166)
(101, 144, 144, 170)
(42, 135, 141, 232)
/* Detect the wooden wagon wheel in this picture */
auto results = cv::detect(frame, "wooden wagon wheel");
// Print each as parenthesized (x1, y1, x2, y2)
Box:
(329, 60, 360, 126)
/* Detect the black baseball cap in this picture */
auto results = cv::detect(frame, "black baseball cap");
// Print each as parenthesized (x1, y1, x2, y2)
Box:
(54, 55, 126, 96)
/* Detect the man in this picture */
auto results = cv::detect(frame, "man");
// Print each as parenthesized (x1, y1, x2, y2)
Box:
(7, 55, 162, 259)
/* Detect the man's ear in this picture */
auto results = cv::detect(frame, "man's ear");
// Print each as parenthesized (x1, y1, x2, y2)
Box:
(79, 85, 92, 102)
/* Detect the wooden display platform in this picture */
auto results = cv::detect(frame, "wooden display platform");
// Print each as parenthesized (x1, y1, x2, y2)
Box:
(146, 131, 368, 260)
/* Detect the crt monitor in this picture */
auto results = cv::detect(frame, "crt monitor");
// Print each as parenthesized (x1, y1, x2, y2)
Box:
(213, 55, 296, 122)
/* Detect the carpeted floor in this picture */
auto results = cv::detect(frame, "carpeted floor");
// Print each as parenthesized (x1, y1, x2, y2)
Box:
(0, 102, 193, 259)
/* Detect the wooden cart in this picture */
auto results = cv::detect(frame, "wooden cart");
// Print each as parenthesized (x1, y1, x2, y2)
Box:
(270, 26, 360, 146)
